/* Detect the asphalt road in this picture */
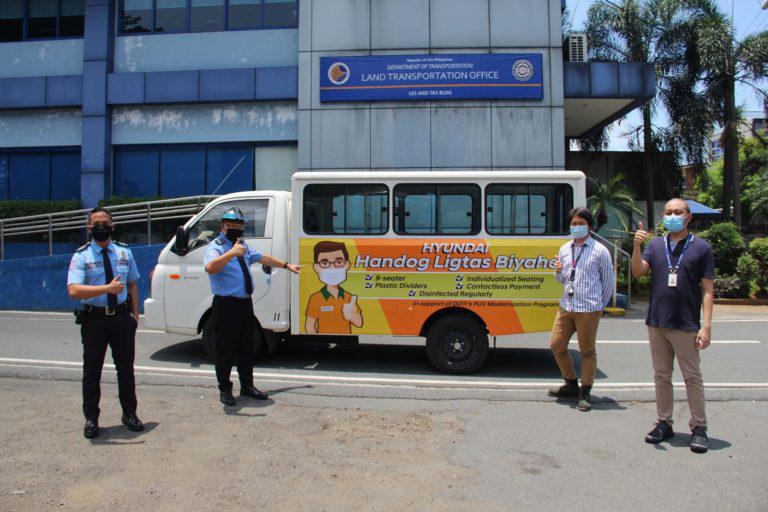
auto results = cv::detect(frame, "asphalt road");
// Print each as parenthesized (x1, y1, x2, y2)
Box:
(1, 304, 767, 511)
(0, 304, 766, 390)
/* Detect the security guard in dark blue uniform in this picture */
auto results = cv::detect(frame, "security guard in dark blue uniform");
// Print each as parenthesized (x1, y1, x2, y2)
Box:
(203, 207, 301, 406)
(67, 207, 144, 439)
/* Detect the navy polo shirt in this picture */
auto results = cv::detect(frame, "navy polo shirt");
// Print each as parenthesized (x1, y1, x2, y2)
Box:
(642, 236, 715, 332)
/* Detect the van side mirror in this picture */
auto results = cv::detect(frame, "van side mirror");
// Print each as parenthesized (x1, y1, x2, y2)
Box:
(173, 226, 188, 255)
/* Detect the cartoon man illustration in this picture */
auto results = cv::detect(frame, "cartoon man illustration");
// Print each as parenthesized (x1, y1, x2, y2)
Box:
(305, 241, 363, 334)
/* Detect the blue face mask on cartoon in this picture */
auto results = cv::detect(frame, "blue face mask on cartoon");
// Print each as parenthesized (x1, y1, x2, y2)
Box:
(663, 214, 686, 233)
(570, 225, 589, 239)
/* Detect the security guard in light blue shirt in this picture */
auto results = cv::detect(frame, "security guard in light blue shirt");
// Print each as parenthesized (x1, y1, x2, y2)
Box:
(203, 206, 301, 407)
(68, 240, 140, 306)
(66, 207, 144, 440)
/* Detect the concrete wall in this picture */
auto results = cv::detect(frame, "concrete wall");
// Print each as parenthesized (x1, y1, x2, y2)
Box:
(298, 0, 565, 172)
(112, 102, 298, 145)
(0, 109, 82, 148)
(0, 40, 84, 78)
(115, 29, 298, 72)
(0, 244, 164, 312)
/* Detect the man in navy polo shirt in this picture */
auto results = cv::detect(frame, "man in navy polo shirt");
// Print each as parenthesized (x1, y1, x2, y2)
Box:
(632, 198, 715, 453)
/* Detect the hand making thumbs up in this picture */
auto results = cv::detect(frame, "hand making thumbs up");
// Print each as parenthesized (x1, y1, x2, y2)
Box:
(554, 254, 563, 274)
(634, 221, 652, 248)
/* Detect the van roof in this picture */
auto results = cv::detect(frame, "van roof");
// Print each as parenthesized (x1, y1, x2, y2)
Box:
(292, 170, 586, 182)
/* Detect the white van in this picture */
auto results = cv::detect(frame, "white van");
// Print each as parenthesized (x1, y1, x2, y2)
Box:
(144, 170, 586, 373)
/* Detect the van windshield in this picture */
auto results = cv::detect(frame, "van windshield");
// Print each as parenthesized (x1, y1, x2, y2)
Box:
(187, 199, 269, 251)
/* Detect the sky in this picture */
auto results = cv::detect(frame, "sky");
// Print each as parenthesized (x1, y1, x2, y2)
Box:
(569, 0, 768, 150)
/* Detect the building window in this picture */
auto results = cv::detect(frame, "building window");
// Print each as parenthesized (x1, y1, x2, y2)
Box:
(485, 184, 573, 235)
(119, 0, 297, 35)
(303, 184, 388, 235)
(0, 0, 83, 41)
(394, 184, 480, 235)
(113, 144, 255, 198)
(0, 149, 80, 201)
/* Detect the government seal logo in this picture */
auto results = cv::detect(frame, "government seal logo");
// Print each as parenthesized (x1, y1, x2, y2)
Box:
(512, 59, 534, 82)
(328, 62, 350, 85)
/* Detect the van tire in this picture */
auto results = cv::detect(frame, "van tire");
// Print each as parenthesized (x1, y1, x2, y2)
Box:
(202, 315, 265, 361)
(425, 315, 488, 374)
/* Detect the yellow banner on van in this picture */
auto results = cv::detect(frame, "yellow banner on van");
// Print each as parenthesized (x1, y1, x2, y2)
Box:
(299, 238, 567, 336)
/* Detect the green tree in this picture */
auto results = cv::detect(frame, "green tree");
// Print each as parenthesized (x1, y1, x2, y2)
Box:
(584, 0, 707, 225)
(587, 174, 644, 232)
(689, 1, 768, 228)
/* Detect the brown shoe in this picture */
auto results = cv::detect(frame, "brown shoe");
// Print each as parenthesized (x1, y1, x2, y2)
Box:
(548, 379, 579, 398)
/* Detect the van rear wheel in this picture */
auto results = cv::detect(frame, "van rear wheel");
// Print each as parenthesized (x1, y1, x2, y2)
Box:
(201, 315, 265, 361)
(425, 315, 488, 374)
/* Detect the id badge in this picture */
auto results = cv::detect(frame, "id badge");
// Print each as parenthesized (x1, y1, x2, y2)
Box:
(566, 283, 575, 296)
(668, 273, 678, 288)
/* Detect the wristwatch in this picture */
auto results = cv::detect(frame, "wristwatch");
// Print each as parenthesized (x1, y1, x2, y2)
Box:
(283, 261, 288, 269)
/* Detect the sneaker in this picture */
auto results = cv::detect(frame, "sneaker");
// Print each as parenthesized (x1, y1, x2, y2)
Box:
(645, 421, 674, 444)
(690, 426, 709, 453)
(578, 385, 592, 411)
(548, 379, 579, 398)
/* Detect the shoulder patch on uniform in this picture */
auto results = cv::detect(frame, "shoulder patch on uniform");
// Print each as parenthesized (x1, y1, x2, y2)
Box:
(215, 238, 224, 245)
(75, 243, 89, 253)
(114, 241, 129, 247)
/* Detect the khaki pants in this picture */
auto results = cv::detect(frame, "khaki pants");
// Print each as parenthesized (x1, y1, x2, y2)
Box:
(549, 308, 601, 386)
(648, 326, 707, 429)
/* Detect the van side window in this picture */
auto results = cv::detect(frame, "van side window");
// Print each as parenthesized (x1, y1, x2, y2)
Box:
(186, 199, 269, 251)
(303, 184, 388, 235)
(485, 184, 573, 235)
(394, 184, 480, 235)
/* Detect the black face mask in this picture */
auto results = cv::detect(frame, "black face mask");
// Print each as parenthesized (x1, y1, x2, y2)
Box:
(225, 228, 243, 243)
(91, 224, 113, 242)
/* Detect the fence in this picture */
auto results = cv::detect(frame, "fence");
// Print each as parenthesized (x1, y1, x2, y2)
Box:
(0, 196, 217, 261)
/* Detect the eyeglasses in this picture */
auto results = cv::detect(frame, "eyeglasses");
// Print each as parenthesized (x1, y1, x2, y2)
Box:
(316, 258, 347, 269)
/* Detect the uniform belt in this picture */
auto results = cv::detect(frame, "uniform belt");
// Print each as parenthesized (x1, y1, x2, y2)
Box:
(83, 302, 130, 316)
(213, 295, 252, 303)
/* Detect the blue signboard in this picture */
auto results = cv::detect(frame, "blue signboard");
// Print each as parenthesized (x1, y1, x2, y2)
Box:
(319, 53, 543, 102)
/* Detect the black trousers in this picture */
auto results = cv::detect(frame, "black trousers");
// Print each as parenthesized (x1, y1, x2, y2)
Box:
(212, 296, 256, 392)
(80, 311, 138, 421)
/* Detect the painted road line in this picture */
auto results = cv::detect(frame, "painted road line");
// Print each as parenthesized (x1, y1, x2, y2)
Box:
(136, 329, 166, 334)
(626, 318, 768, 323)
(596, 340, 761, 344)
(1, 357, 767, 390)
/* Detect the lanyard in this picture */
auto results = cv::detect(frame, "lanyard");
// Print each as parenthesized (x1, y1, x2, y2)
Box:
(664, 234, 693, 273)
(569, 241, 589, 282)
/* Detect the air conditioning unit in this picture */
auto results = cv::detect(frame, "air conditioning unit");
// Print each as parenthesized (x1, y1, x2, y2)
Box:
(569, 33, 588, 62)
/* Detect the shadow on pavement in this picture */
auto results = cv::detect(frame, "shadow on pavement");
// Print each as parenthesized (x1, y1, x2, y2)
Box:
(554, 396, 628, 412)
(657, 432, 732, 451)
(150, 339, 609, 380)
(90, 421, 159, 446)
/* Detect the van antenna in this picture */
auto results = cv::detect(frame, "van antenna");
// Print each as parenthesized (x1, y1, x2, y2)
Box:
(210, 154, 248, 196)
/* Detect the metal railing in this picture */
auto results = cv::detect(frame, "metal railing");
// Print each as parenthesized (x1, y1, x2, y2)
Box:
(591, 231, 632, 307)
(0, 196, 217, 260)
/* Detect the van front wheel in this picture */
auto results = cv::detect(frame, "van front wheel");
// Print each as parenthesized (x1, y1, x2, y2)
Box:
(425, 315, 488, 374)
(201, 315, 265, 361)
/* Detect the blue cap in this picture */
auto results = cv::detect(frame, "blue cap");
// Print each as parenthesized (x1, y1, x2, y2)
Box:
(221, 206, 246, 223)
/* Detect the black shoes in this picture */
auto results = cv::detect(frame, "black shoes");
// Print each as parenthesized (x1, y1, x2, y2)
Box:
(220, 390, 236, 406)
(241, 386, 268, 400)
(645, 421, 675, 444)
(548, 379, 579, 398)
(121, 413, 145, 432)
(83, 420, 99, 439)
(578, 385, 592, 412)
(690, 426, 709, 453)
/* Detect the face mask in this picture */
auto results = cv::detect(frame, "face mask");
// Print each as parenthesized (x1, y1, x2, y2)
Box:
(91, 224, 112, 242)
(224, 228, 243, 243)
(318, 267, 347, 286)
(570, 225, 589, 239)
(663, 215, 686, 233)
